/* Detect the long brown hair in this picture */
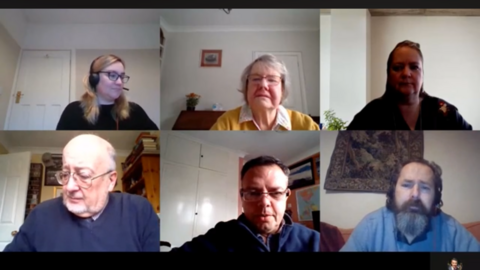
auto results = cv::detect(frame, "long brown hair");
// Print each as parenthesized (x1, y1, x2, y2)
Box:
(383, 40, 427, 100)
(80, 54, 130, 125)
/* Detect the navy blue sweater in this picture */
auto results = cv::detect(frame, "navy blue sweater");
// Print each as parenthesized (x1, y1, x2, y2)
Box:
(3, 193, 159, 252)
(170, 214, 319, 252)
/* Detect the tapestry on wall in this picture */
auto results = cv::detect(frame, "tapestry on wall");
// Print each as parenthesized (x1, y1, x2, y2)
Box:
(324, 130, 424, 192)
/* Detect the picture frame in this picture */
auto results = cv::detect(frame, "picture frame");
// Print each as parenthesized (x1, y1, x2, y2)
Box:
(44, 154, 63, 186)
(200, 50, 222, 67)
(288, 158, 315, 190)
(53, 186, 63, 198)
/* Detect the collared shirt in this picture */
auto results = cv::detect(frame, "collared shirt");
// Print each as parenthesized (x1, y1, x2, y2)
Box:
(238, 104, 292, 130)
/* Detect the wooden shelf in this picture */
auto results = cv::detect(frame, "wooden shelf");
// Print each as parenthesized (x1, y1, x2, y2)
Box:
(122, 153, 160, 213)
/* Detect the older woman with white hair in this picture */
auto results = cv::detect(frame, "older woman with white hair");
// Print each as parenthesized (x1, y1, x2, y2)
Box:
(210, 54, 319, 130)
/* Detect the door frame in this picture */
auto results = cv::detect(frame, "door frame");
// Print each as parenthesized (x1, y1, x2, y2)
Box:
(252, 51, 309, 114)
(0, 151, 31, 251)
(4, 49, 73, 130)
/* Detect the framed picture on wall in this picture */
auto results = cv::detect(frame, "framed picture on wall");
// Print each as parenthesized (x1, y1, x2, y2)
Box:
(200, 50, 222, 67)
(53, 187, 63, 198)
(44, 154, 63, 186)
(288, 159, 315, 190)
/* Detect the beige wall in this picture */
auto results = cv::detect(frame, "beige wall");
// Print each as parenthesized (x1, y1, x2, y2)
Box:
(30, 153, 127, 203)
(0, 143, 8, 154)
(0, 22, 21, 129)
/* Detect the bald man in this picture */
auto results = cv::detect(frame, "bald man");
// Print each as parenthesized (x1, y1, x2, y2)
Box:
(3, 134, 159, 252)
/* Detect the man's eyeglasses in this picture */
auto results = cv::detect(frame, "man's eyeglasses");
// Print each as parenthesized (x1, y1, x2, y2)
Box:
(55, 170, 113, 189)
(99, 71, 130, 83)
(240, 189, 290, 202)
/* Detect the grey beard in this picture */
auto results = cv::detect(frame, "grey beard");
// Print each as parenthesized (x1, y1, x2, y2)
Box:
(396, 211, 428, 242)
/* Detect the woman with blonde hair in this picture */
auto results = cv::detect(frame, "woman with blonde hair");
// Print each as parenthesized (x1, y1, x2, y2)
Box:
(210, 54, 319, 130)
(56, 54, 158, 130)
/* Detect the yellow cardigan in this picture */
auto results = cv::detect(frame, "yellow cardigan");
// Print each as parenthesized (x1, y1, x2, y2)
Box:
(210, 106, 320, 130)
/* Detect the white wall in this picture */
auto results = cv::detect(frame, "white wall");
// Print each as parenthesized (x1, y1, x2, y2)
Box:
(285, 144, 320, 166)
(320, 9, 370, 124)
(371, 16, 480, 129)
(160, 30, 319, 130)
(0, 9, 28, 47)
(23, 23, 158, 50)
(320, 131, 480, 228)
(320, 14, 331, 120)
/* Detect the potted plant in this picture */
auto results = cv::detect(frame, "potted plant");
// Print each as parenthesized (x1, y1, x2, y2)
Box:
(323, 109, 348, 130)
(185, 93, 201, 111)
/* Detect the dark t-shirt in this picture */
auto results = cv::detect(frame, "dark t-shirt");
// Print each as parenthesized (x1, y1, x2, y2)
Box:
(348, 95, 472, 130)
(3, 193, 159, 252)
(170, 214, 320, 252)
(56, 101, 158, 130)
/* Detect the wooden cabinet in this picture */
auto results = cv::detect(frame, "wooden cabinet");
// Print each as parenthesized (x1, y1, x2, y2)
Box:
(160, 132, 239, 247)
(172, 110, 226, 130)
(122, 154, 160, 213)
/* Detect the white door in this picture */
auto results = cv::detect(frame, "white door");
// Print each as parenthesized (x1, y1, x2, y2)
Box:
(160, 162, 199, 248)
(5, 50, 71, 130)
(253, 52, 308, 114)
(0, 151, 31, 251)
(164, 134, 201, 167)
(199, 144, 230, 173)
(192, 169, 228, 238)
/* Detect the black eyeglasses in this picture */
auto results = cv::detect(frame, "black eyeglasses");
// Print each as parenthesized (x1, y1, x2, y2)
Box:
(99, 71, 130, 83)
(240, 188, 290, 202)
(55, 170, 113, 189)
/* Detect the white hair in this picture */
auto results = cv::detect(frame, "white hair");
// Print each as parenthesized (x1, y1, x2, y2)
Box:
(238, 54, 291, 104)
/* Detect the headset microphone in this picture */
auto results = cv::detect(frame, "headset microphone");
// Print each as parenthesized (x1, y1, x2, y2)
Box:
(123, 87, 129, 91)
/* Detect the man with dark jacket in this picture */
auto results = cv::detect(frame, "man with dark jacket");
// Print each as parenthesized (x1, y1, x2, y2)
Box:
(170, 155, 319, 252)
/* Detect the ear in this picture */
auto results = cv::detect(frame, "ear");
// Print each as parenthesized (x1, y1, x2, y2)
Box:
(107, 171, 117, 192)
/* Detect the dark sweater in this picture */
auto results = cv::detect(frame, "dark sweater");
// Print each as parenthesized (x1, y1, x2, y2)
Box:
(56, 101, 158, 130)
(348, 95, 472, 130)
(3, 193, 159, 252)
(170, 214, 319, 252)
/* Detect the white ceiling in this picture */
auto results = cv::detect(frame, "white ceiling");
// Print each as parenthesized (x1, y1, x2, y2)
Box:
(0, 131, 143, 152)
(177, 131, 320, 163)
(159, 9, 319, 30)
(21, 9, 161, 24)
(18, 9, 319, 29)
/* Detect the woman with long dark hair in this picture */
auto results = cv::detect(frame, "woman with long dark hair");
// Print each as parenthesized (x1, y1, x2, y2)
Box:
(348, 40, 472, 130)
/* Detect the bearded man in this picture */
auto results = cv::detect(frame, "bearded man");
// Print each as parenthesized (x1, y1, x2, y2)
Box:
(341, 158, 480, 252)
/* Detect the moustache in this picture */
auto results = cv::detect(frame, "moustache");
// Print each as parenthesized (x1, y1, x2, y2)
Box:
(65, 193, 83, 200)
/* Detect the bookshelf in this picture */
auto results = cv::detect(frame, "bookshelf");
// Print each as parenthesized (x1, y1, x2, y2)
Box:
(121, 132, 160, 213)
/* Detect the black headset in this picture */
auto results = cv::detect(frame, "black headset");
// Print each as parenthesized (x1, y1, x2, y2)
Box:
(87, 55, 129, 91)
(88, 56, 103, 90)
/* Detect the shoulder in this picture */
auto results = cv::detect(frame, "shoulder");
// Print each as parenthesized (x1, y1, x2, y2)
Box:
(213, 218, 239, 231)
(439, 211, 467, 231)
(127, 102, 147, 114)
(358, 207, 390, 228)
(28, 197, 64, 219)
(285, 109, 319, 130)
(424, 96, 459, 115)
(220, 106, 242, 120)
(360, 98, 386, 114)
(290, 222, 320, 239)
(110, 192, 154, 213)
(63, 101, 83, 112)
(211, 107, 242, 130)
